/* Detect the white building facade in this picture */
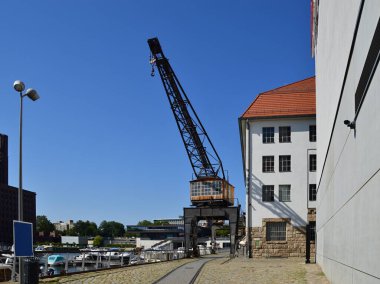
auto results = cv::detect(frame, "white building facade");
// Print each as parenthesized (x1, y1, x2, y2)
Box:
(54, 220, 74, 232)
(240, 77, 317, 257)
(313, 0, 380, 282)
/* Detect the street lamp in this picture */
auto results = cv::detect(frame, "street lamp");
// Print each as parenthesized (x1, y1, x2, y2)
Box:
(13, 80, 39, 283)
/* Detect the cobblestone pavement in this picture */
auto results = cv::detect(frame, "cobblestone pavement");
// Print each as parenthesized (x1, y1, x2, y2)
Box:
(194, 257, 329, 284)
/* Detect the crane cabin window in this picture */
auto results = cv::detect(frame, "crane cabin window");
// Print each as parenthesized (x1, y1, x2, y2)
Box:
(190, 180, 222, 197)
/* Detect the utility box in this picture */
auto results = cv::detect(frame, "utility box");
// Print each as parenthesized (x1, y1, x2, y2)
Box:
(190, 178, 234, 206)
(22, 258, 39, 284)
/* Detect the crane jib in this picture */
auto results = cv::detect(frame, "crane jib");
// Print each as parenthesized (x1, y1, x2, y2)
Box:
(147, 37, 225, 180)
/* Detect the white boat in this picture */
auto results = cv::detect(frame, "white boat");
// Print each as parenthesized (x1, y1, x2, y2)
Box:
(104, 251, 123, 260)
(35, 245, 53, 252)
(1, 254, 14, 265)
(74, 253, 98, 261)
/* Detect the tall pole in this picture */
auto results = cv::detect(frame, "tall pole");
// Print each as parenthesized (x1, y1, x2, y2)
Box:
(19, 93, 23, 221)
(18, 93, 24, 283)
(12, 81, 39, 283)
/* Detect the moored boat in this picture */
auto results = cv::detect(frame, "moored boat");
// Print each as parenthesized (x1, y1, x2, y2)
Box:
(48, 255, 65, 266)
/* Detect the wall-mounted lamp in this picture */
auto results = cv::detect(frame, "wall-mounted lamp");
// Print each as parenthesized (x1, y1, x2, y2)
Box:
(344, 120, 355, 129)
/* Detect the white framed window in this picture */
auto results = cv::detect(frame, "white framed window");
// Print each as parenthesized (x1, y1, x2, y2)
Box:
(279, 155, 291, 172)
(309, 125, 317, 142)
(309, 184, 317, 201)
(262, 156, 274, 173)
(309, 155, 317, 172)
(279, 126, 291, 143)
(262, 127, 274, 143)
(279, 185, 291, 202)
(262, 185, 274, 202)
(266, 222, 286, 241)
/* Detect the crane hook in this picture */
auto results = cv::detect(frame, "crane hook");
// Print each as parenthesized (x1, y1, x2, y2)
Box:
(149, 53, 156, 77)
(151, 66, 155, 77)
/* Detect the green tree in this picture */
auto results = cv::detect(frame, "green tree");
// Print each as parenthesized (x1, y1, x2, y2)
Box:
(93, 235, 104, 247)
(73, 220, 98, 237)
(98, 221, 125, 237)
(64, 227, 77, 236)
(36, 215, 55, 234)
(216, 226, 230, 237)
(137, 220, 153, 226)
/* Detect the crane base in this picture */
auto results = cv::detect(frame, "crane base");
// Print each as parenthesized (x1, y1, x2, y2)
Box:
(183, 206, 240, 258)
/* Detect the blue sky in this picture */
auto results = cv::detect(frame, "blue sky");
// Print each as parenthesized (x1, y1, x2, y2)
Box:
(0, 1, 314, 225)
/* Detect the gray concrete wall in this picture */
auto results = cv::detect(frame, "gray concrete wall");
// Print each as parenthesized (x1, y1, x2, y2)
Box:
(315, 0, 380, 282)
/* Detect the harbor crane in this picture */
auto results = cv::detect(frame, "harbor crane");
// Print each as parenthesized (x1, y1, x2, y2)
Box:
(148, 37, 240, 257)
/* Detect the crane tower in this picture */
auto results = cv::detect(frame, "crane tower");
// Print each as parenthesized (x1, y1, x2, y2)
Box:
(148, 38, 240, 258)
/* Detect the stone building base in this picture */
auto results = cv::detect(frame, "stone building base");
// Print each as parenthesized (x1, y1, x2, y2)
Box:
(250, 218, 315, 259)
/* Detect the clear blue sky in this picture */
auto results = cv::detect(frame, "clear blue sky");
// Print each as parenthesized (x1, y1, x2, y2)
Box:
(0, 1, 314, 225)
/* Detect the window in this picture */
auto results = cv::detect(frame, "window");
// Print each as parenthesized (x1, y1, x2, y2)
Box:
(279, 185, 291, 202)
(355, 19, 380, 114)
(279, 155, 291, 172)
(262, 156, 274, 173)
(266, 222, 286, 241)
(309, 125, 316, 142)
(262, 185, 274, 202)
(279, 126, 291, 143)
(309, 155, 317, 172)
(190, 180, 222, 197)
(262, 127, 274, 143)
(309, 184, 317, 201)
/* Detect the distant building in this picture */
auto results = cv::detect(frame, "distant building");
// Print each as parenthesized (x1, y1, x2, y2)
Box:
(61, 236, 88, 246)
(0, 134, 8, 185)
(312, 0, 380, 282)
(126, 224, 184, 250)
(0, 134, 36, 248)
(53, 220, 74, 232)
(103, 237, 136, 246)
(239, 77, 316, 257)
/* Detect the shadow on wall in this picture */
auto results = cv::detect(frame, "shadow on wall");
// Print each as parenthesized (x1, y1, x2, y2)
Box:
(251, 174, 307, 227)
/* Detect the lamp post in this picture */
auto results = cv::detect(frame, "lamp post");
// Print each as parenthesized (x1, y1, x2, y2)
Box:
(13, 80, 39, 283)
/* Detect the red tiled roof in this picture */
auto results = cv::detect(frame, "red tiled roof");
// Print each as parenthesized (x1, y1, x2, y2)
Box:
(241, 77, 316, 118)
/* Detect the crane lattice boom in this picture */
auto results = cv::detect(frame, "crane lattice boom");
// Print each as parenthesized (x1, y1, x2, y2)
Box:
(148, 37, 225, 180)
